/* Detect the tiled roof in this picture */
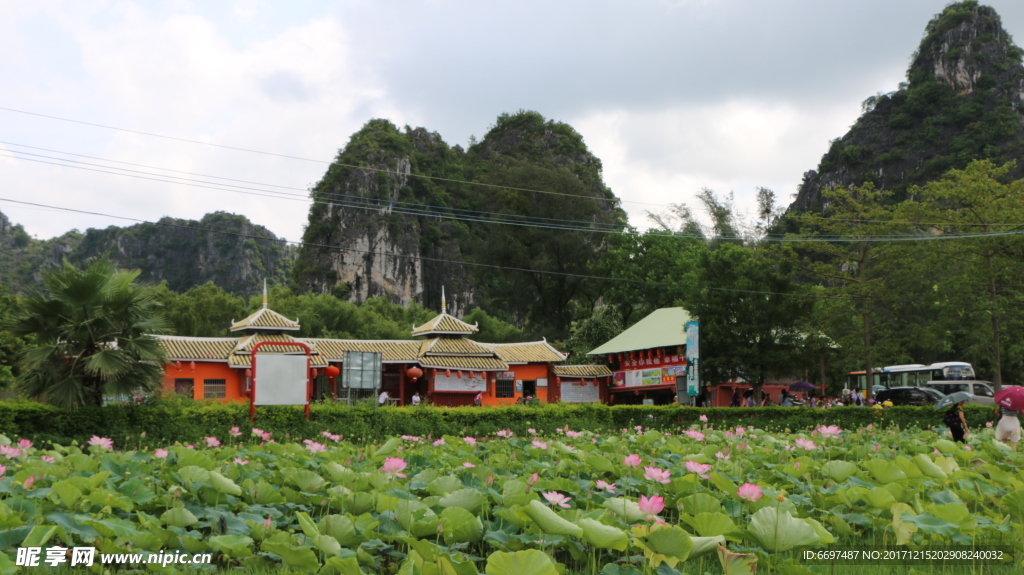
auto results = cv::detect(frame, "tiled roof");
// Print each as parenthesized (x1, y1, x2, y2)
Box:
(228, 353, 328, 369)
(155, 336, 237, 362)
(234, 334, 312, 354)
(422, 338, 494, 356)
(417, 356, 508, 371)
(411, 313, 478, 336)
(554, 365, 613, 378)
(479, 340, 567, 363)
(306, 339, 423, 363)
(229, 307, 301, 332)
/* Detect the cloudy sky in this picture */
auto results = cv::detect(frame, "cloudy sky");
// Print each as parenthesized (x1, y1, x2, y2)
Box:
(2, 0, 1023, 242)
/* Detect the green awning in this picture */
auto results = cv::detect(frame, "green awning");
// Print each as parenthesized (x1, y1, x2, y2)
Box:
(587, 308, 692, 356)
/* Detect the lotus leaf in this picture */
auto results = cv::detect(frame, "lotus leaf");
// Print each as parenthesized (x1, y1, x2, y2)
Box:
(284, 469, 326, 492)
(1002, 489, 1024, 519)
(501, 480, 534, 507)
(441, 506, 484, 544)
(262, 540, 321, 570)
(866, 487, 896, 509)
(862, 460, 907, 484)
(602, 497, 647, 523)
(747, 507, 820, 552)
(681, 493, 725, 515)
(374, 437, 403, 457)
(900, 512, 959, 537)
(208, 471, 242, 495)
(21, 525, 57, 548)
(690, 535, 725, 557)
(429, 475, 463, 496)
(485, 549, 558, 575)
(684, 512, 735, 537)
(822, 460, 860, 482)
(208, 534, 254, 558)
(49, 480, 83, 507)
(523, 500, 583, 537)
(643, 525, 693, 562)
(578, 518, 628, 550)
(161, 507, 199, 528)
(439, 488, 485, 513)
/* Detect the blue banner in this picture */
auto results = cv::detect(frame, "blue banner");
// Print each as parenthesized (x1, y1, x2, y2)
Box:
(685, 322, 699, 396)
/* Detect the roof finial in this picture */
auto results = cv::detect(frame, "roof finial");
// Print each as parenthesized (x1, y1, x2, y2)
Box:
(262, 279, 268, 309)
(441, 286, 447, 314)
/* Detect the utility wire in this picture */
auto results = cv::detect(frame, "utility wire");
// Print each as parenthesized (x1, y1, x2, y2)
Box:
(0, 197, 859, 301)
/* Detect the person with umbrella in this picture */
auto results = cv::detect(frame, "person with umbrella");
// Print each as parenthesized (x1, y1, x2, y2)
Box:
(994, 386, 1024, 450)
(936, 391, 972, 443)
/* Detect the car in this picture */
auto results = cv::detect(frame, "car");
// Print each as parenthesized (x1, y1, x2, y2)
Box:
(923, 380, 995, 405)
(874, 386, 945, 406)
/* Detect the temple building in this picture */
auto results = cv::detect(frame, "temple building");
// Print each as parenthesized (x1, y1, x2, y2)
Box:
(153, 288, 612, 406)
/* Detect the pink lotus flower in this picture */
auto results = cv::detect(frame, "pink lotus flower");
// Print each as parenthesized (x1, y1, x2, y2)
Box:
(643, 466, 671, 484)
(233, 458, 249, 465)
(463, 437, 477, 446)
(724, 430, 734, 438)
(737, 482, 763, 502)
(634, 425, 643, 432)
(638, 494, 665, 521)
(0, 446, 21, 459)
(528, 472, 540, 485)
(715, 451, 730, 460)
(401, 435, 421, 442)
(963, 445, 973, 451)
(252, 428, 264, 437)
(685, 460, 711, 479)
(986, 421, 993, 428)
(433, 439, 446, 447)
(532, 440, 548, 450)
(381, 457, 408, 478)
(205, 437, 221, 448)
(933, 449, 941, 455)
(543, 491, 572, 508)
(622, 454, 642, 468)
(264, 516, 272, 529)
(685, 430, 705, 441)
(794, 461, 801, 470)
(872, 443, 881, 452)
(595, 480, 616, 493)
(41, 456, 55, 464)
(735, 426, 746, 436)
(0, 465, 6, 476)
(496, 429, 513, 438)
(699, 414, 708, 422)
(303, 440, 327, 453)
(88, 436, 113, 450)
(816, 425, 842, 438)
(462, 462, 476, 468)
(321, 431, 342, 442)
(794, 438, 817, 451)
(153, 448, 168, 459)
(17, 439, 31, 449)
(187, 445, 195, 449)
(229, 427, 242, 437)
(22, 475, 35, 489)
(566, 430, 581, 438)
(528, 428, 537, 435)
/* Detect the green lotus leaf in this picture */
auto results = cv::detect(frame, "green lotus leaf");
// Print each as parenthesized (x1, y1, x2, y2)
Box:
(685, 512, 736, 537)
(485, 549, 558, 575)
(428, 476, 463, 496)
(324, 556, 367, 575)
(890, 503, 918, 545)
(928, 502, 976, 531)
(690, 535, 726, 558)
(747, 507, 820, 552)
(600, 565, 643, 575)
(439, 488, 485, 513)
(208, 471, 242, 495)
(900, 512, 959, 537)
(208, 535, 254, 558)
(865, 487, 896, 510)
(442, 506, 484, 544)
(374, 437, 403, 457)
(296, 511, 320, 538)
(523, 500, 583, 537)
(262, 541, 320, 570)
(1001, 490, 1024, 519)
(21, 525, 57, 548)
(680, 493, 725, 515)
(717, 544, 758, 575)
(709, 473, 738, 495)
(933, 456, 959, 475)
(892, 456, 924, 480)
(119, 478, 156, 504)
(161, 507, 199, 528)
(285, 469, 326, 492)
(585, 454, 615, 473)
(321, 515, 361, 547)
(0, 551, 15, 575)
(821, 461, 859, 482)
(933, 439, 958, 453)
(803, 518, 834, 544)
(861, 460, 907, 484)
(326, 462, 354, 482)
(501, 480, 534, 507)
(315, 534, 342, 557)
(50, 480, 83, 507)
(253, 480, 285, 504)
(177, 465, 210, 484)
(603, 497, 647, 523)
(578, 518, 628, 550)
(643, 525, 693, 560)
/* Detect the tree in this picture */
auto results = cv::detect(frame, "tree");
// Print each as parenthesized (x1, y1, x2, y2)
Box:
(9, 259, 168, 408)
(684, 244, 811, 402)
(0, 284, 29, 389)
(562, 305, 624, 365)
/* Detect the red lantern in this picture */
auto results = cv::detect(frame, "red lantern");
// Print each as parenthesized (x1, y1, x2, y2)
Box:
(325, 365, 340, 378)
(189, 361, 196, 372)
(456, 371, 462, 379)
(630, 352, 637, 360)
(607, 354, 614, 363)
(555, 377, 561, 386)
(445, 369, 451, 378)
(175, 361, 182, 371)
(245, 368, 252, 378)
(658, 348, 664, 357)
(406, 366, 423, 380)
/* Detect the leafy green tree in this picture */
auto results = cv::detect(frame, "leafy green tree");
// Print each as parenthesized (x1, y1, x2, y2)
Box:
(684, 244, 811, 402)
(561, 305, 624, 365)
(152, 281, 247, 337)
(0, 284, 29, 389)
(9, 259, 168, 408)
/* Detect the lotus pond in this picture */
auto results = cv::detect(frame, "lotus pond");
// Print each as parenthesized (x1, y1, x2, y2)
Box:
(0, 422, 1022, 574)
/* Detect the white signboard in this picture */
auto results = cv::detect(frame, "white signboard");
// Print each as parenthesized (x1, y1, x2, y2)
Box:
(624, 370, 643, 387)
(254, 354, 309, 405)
(537, 378, 548, 388)
(434, 373, 487, 392)
(561, 381, 600, 403)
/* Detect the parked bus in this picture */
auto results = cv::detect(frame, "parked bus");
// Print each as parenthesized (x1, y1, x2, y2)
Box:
(847, 362, 975, 391)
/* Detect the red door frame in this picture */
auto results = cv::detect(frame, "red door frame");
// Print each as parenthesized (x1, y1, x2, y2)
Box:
(250, 341, 313, 422)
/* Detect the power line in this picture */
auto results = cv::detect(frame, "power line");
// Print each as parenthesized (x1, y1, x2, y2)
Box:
(0, 197, 859, 301)
(0, 105, 660, 207)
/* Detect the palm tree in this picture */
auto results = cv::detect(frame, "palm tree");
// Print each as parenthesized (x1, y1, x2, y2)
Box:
(9, 259, 168, 408)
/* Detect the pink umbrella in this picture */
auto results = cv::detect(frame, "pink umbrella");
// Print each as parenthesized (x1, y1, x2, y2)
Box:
(994, 386, 1024, 411)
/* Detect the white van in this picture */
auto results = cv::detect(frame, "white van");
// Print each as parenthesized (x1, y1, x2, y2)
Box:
(923, 381, 994, 405)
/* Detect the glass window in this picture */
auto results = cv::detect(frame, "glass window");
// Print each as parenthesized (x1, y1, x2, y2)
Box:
(203, 379, 226, 399)
(174, 378, 194, 397)
(974, 384, 993, 397)
(495, 378, 514, 398)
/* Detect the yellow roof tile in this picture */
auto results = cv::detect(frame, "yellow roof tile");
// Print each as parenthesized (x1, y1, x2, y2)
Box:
(554, 365, 613, 378)
(305, 339, 423, 363)
(155, 336, 237, 362)
(411, 313, 478, 336)
(229, 307, 301, 332)
(417, 356, 508, 371)
(477, 340, 567, 364)
(234, 334, 312, 354)
(422, 338, 494, 356)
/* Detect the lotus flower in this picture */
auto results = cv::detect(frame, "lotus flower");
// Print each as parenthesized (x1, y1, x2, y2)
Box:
(229, 427, 242, 437)
(462, 462, 475, 468)
(264, 516, 272, 529)
(153, 448, 168, 459)
(528, 472, 539, 485)
(0, 465, 6, 476)
(41, 455, 55, 464)
(0, 446, 20, 459)
(463, 436, 477, 446)
(22, 475, 35, 490)
(715, 451, 730, 460)
(565, 430, 581, 438)
(401, 435, 421, 442)
(816, 425, 842, 438)
(303, 440, 327, 453)
(88, 436, 113, 450)
(381, 457, 408, 478)
(622, 454, 642, 467)
(735, 426, 746, 436)
(639, 494, 665, 522)
(532, 440, 548, 450)
(233, 458, 249, 465)
(496, 429, 513, 438)
(528, 428, 536, 435)
(872, 443, 881, 452)
(699, 414, 708, 422)
(17, 439, 31, 449)
(737, 482, 763, 502)
(205, 437, 221, 448)
(643, 466, 671, 484)
(251, 428, 264, 437)
(433, 438, 446, 447)
(685, 460, 711, 479)
(795, 438, 817, 451)
(595, 480, 616, 493)
(543, 491, 572, 508)
(685, 430, 705, 441)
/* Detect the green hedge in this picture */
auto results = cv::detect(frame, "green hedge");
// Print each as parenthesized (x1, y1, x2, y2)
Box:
(0, 399, 998, 449)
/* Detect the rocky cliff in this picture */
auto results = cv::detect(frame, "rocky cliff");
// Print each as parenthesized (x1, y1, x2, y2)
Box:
(792, 1, 1024, 212)
(0, 210, 294, 297)
(294, 111, 626, 334)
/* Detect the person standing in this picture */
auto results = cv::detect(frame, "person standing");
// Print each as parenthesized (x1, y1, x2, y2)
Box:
(780, 390, 792, 407)
(411, 392, 421, 406)
(378, 390, 389, 406)
(474, 392, 483, 407)
(944, 400, 969, 443)
(730, 390, 741, 407)
(994, 405, 1020, 450)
